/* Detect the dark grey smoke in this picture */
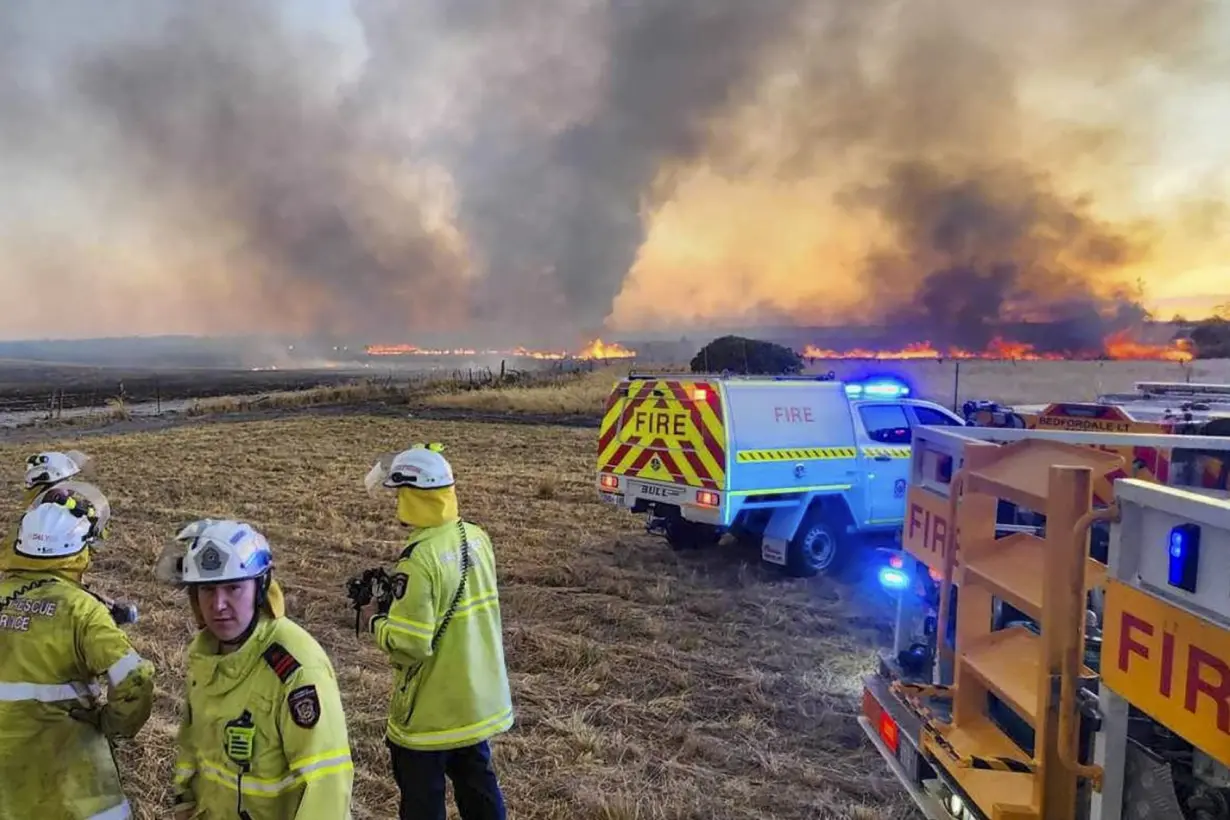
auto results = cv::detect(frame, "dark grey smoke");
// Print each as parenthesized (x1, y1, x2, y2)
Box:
(351, 0, 807, 336)
(517, 0, 802, 331)
(855, 161, 1152, 352)
(742, 0, 1217, 351)
(0, 0, 1221, 346)
(68, 0, 472, 336)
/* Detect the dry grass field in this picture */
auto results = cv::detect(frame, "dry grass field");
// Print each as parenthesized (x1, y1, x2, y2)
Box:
(0, 414, 912, 820)
(420, 358, 1230, 417)
(420, 368, 630, 417)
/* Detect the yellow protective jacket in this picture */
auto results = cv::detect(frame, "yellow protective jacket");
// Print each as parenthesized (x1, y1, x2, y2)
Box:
(371, 518, 514, 751)
(0, 569, 156, 820)
(173, 614, 354, 819)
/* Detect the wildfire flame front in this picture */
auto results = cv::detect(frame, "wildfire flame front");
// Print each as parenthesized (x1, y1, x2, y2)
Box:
(801, 332, 1193, 362)
(365, 339, 638, 360)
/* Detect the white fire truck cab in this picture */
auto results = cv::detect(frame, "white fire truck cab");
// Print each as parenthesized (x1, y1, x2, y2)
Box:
(594, 371, 966, 576)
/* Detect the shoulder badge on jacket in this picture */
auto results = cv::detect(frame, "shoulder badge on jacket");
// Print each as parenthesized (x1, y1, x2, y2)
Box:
(262, 642, 302, 683)
(287, 685, 321, 728)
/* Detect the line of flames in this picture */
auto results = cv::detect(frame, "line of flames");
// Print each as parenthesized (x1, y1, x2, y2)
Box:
(365, 338, 639, 360)
(801, 331, 1194, 362)
(365, 331, 1195, 363)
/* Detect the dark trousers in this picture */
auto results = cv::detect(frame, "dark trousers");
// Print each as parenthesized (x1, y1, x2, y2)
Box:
(388, 739, 506, 820)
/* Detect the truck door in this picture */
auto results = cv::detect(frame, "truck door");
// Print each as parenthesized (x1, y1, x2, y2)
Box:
(853, 403, 913, 524)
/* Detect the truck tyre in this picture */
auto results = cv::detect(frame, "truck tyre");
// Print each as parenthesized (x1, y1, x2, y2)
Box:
(786, 510, 848, 578)
(665, 518, 720, 551)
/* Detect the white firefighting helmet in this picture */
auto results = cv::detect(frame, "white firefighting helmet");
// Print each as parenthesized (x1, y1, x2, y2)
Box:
(364, 442, 452, 495)
(14, 484, 109, 559)
(156, 519, 274, 586)
(24, 450, 90, 490)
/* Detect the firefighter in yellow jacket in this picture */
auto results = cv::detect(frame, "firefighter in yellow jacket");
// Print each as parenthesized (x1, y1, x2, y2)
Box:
(156, 518, 354, 819)
(2, 451, 95, 557)
(0, 483, 155, 819)
(361, 443, 514, 820)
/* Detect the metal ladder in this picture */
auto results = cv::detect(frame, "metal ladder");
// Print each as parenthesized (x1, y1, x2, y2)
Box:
(926, 438, 1121, 819)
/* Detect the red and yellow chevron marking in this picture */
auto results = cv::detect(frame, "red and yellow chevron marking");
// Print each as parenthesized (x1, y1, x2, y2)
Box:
(596, 378, 727, 490)
(1093, 445, 1172, 505)
(1071, 444, 1224, 504)
(1012, 406, 1230, 500)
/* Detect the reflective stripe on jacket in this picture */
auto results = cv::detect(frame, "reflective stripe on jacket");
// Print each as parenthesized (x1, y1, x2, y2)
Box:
(0, 570, 155, 820)
(372, 519, 514, 751)
(173, 615, 354, 819)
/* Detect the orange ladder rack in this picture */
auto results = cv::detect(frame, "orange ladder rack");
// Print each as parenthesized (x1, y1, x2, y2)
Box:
(925, 438, 1123, 820)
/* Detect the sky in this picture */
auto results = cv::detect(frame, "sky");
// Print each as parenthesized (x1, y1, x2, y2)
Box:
(1, 0, 1227, 348)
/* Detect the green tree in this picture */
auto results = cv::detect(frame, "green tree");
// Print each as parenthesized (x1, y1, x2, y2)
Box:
(690, 335, 804, 375)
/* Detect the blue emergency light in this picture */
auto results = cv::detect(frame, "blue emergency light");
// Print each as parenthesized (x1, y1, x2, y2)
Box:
(1168, 523, 1200, 593)
(846, 378, 911, 399)
(877, 566, 910, 591)
(877, 552, 912, 591)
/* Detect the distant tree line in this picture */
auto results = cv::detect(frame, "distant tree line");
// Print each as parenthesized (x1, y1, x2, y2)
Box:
(1188, 308, 1230, 359)
(1171, 305, 1229, 358)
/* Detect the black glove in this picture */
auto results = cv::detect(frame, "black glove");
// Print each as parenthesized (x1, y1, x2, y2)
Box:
(68, 705, 103, 731)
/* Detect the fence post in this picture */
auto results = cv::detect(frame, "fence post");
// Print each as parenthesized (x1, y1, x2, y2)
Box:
(951, 359, 961, 411)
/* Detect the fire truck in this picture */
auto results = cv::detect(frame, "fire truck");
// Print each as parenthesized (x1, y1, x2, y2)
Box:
(964, 381, 1230, 486)
(594, 371, 966, 576)
(956, 380, 1230, 567)
(873, 382, 1230, 595)
(964, 380, 1230, 436)
(861, 425, 1230, 819)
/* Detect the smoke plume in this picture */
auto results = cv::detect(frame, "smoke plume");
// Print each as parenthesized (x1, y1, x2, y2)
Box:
(607, 0, 1227, 344)
(0, 0, 1225, 346)
(856, 160, 1153, 351)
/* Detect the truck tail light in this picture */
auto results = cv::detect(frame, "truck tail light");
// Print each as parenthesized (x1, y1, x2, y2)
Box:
(692, 387, 708, 401)
(599, 474, 619, 490)
(696, 490, 719, 507)
(879, 710, 899, 754)
(862, 688, 899, 755)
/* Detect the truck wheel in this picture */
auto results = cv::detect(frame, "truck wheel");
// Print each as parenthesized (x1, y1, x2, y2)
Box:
(786, 512, 847, 577)
(665, 518, 720, 551)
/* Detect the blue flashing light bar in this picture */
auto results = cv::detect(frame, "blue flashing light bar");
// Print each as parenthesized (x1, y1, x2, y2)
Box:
(846, 378, 911, 399)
